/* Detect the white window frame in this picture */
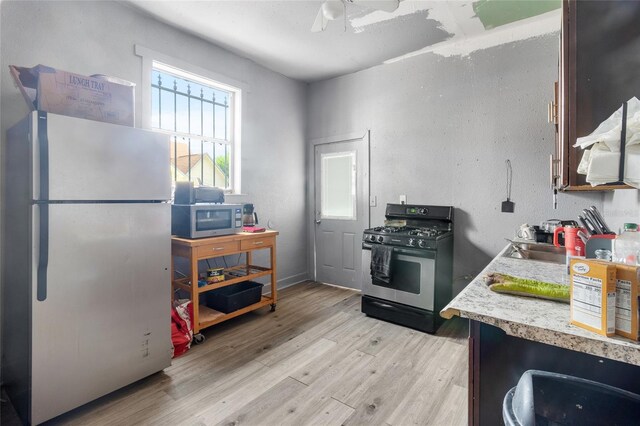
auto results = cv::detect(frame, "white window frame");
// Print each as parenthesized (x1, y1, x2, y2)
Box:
(135, 45, 244, 193)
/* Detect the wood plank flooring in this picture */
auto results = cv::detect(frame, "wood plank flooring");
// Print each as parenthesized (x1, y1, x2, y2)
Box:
(1, 281, 468, 425)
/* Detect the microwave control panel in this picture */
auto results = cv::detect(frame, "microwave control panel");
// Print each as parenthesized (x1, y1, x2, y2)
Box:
(235, 208, 242, 227)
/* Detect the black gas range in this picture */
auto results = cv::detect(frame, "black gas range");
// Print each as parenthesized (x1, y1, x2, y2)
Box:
(363, 226, 451, 249)
(361, 204, 454, 333)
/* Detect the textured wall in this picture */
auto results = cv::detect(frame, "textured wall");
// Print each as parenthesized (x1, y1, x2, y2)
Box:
(603, 191, 640, 234)
(0, 0, 309, 287)
(307, 33, 603, 294)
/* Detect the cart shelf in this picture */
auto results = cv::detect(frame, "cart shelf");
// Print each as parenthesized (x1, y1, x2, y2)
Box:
(197, 296, 274, 329)
(171, 231, 278, 335)
(172, 264, 272, 294)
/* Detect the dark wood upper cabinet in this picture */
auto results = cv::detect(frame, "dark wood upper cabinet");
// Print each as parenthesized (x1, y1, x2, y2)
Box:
(553, 0, 640, 191)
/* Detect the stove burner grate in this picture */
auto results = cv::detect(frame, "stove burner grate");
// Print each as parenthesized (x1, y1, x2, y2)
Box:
(372, 226, 407, 233)
(408, 228, 446, 237)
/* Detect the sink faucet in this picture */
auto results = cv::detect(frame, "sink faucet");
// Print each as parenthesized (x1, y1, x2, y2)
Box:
(505, 239, 529, 259)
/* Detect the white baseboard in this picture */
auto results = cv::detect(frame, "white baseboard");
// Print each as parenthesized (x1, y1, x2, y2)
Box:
(262, 272, 309, 295)
(314, 281, 362, 293)
(279, 272, 309, 288)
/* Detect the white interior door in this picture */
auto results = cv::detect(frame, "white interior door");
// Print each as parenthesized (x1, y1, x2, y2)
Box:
(314, 134, 369, 289)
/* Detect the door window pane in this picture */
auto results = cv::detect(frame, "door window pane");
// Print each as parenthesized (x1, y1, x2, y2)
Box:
(321, 152, 356, 219)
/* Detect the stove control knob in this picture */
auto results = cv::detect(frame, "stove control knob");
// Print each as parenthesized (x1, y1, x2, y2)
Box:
(377, 236, 384, 243)
(419, 208, 429, 215)
(369, 235, 376, 242)
(408, 238, 415, 246)
(418, 240, 426, 248)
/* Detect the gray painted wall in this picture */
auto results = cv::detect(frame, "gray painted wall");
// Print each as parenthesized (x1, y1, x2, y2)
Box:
(0, 1, 309, 288)
(306, 34, 603, 294)
(604, 191, 640, 234)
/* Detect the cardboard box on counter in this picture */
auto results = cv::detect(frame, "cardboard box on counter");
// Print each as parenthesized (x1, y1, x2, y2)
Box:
(587, 260, 640, 341)
(9, 64, 134, 127)
(570, 258, 617, 337)
(612, 264, 640, 341)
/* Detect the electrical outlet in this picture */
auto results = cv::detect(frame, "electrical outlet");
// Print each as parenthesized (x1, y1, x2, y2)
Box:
(399, 195, 407, 204)
(369, 195, 377, 207)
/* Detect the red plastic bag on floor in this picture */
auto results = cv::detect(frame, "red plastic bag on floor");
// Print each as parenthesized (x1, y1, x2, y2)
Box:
(171, 300, 193, 358)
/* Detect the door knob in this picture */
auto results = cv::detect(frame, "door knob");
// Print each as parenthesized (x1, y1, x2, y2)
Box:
(315, 220, 321, 224)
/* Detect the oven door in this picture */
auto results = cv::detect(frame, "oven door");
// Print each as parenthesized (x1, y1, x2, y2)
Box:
(361, 243, 435, 311)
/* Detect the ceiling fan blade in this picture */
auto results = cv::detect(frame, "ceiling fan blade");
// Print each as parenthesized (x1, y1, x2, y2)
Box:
(311, 6, 329, 32)
(311, 1, 344, 32)
(322, 0, 344, 20)
(354, 0, 399, 13)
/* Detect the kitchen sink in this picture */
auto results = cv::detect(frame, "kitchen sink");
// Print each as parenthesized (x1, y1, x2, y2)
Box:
(503, 241, 566, 264)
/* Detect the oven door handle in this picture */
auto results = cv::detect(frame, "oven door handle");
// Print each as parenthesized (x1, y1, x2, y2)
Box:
(362, 244, 435, 259)
(394, 247, 435, 259)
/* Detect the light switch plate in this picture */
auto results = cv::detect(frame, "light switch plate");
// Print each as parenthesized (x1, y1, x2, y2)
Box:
(369, 195, 377, 207)
(399, 195, 407, 204)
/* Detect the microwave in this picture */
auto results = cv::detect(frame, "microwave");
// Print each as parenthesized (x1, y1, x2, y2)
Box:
(171, 203, 243, 239)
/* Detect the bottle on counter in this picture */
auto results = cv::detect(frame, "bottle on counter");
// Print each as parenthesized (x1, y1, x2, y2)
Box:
(595, 249, 613, 261)
(613, 223, 640, 265)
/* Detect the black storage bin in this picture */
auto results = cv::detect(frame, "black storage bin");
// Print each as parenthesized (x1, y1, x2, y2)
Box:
(206, 281, 263, 313)
(503, 370, 640, 426)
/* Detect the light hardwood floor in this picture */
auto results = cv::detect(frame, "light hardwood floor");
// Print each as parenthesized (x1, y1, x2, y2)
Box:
(2, 282, 468, 425)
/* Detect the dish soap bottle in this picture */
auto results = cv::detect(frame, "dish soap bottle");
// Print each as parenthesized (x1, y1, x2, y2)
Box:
(613, 223, 640, 265)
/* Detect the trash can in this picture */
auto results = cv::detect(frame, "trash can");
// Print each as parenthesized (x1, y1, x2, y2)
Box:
(503, 370, 640, 426)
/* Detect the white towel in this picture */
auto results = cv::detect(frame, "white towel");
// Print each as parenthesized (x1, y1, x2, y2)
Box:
(574, 97, 640, 188)
(625, 147, 640, 188)
(582, 144, 640, 188)
(577, 149, 591, 175)
(586, 149, 619, 185)
(575, 97, 640, 152)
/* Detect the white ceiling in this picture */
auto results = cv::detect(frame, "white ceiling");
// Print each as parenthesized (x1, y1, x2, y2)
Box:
(126, 0, 561, 82)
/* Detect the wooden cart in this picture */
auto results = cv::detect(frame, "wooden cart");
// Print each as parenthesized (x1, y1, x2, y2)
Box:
(171, 231, 278, 341)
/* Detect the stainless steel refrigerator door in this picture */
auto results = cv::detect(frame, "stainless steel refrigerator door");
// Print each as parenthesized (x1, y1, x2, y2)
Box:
(30, 203, 172, 424)
(32, 112, 170, 201)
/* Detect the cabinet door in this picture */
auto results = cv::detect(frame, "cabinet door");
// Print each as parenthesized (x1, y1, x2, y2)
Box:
(557, 0, 640, 190)
(551, 80, 560, 190)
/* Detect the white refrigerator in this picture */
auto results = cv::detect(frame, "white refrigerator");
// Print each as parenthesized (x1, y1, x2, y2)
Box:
(2, 111, 172, 424)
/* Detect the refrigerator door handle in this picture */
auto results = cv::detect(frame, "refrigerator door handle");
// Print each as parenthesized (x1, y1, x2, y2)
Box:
(37, 111, 49, 200)
(37, 112, 49, 301)
(36, 204, 49, 302)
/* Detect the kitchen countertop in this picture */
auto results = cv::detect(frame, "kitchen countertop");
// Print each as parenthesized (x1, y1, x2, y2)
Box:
(441, 245, 640, 366)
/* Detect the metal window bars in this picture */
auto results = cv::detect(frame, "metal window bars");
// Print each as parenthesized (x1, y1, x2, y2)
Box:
(152, 71, 231, 189)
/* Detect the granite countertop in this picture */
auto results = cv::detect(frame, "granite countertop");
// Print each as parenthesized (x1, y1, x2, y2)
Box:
(441, 244, 640, 366)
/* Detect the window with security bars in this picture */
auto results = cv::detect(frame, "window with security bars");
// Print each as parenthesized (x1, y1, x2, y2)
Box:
(151, 62, 238, 190)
